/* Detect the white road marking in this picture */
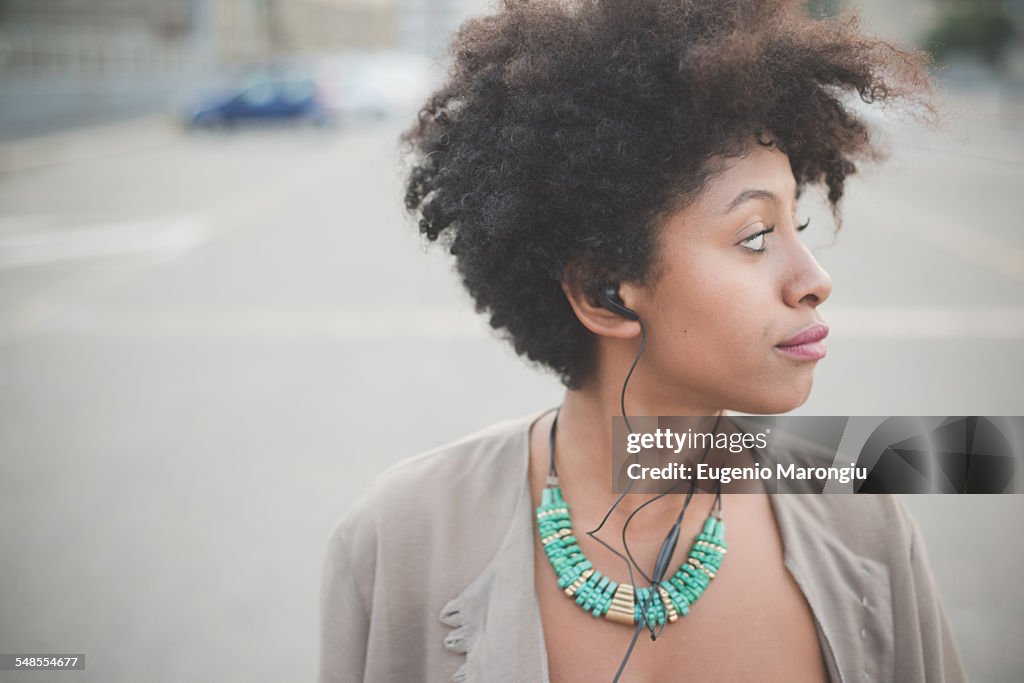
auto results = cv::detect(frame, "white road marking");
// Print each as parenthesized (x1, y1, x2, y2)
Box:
(0, 215, 212, 269)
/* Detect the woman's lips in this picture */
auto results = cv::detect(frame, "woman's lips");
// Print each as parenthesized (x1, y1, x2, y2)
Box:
(775, 323, 829, 361)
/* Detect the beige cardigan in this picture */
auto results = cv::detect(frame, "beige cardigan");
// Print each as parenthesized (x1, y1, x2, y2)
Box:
(319, 409, 968, 682)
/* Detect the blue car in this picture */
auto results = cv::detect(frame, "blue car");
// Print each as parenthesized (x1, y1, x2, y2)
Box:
(187, 77, 333, 127)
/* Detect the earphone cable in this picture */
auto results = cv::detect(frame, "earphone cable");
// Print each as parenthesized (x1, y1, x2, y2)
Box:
(543, 308, 727, 681)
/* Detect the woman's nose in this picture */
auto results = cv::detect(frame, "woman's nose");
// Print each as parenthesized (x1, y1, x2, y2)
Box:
(782, 238, 833, 309)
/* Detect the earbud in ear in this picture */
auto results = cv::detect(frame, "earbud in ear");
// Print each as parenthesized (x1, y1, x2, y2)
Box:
(598, 284, 640, 321)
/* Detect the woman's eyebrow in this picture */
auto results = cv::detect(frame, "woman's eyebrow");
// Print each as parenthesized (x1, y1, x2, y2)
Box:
(721, 188, 778, 215)
(721, 186, 799, 215)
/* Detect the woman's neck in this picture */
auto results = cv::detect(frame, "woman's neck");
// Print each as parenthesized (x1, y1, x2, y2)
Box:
(545, 379, 725, 540)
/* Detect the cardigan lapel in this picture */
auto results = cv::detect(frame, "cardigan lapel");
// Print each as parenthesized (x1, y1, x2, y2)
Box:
(438, 409, 550, 683)
(768, 492, 896, 683)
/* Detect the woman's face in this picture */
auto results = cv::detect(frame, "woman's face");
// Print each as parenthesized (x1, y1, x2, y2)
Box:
(632, 142, 832, 414)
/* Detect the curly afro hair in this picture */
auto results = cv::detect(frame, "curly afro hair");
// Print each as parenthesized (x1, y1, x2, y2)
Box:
(401, 0, 934, 389)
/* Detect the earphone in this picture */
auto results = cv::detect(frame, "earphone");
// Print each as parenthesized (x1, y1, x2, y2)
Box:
(597, 284, 640, 321)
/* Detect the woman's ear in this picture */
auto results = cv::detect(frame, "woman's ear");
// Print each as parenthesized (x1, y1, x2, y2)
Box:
(560, 276, 642, 340)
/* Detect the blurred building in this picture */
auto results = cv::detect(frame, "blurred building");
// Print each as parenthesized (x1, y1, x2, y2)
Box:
(0, 0, 487, 78)
(0, 0, 196, 76)
(0, 0, 488, 137)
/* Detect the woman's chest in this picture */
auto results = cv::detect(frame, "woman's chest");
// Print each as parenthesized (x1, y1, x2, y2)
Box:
(533, 500, 831, 682)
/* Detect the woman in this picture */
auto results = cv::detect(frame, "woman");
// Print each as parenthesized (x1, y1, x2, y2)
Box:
(320, 1, 967, 681)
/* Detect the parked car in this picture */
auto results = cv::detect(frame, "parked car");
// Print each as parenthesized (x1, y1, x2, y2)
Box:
(184, 74, 334, 127)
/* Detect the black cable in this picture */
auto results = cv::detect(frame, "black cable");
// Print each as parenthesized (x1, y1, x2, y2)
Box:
(621, 416, 723, 642)
(621, 414, 723, 585)
(543, 317, 728, 682)
(576, 321, 653, 666)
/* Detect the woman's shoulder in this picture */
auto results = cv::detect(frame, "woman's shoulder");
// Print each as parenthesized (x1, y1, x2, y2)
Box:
(780, 488, 918, 555)
(326, 410, 542, 563)
(762, 426, 919, 557)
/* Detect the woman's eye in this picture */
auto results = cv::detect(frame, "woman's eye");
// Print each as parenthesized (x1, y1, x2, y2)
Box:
(742, 233, 765, 252)
(740, 225, 774, 253)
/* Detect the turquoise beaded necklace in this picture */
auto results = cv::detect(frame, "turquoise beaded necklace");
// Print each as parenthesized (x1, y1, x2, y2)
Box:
(535, 411, 727, 629)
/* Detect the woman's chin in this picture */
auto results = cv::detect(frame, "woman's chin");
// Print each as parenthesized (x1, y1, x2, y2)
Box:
(729, 379, 814, 415)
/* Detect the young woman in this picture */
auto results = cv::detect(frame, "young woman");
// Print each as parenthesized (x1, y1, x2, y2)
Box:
(320, 1, 967, 681)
